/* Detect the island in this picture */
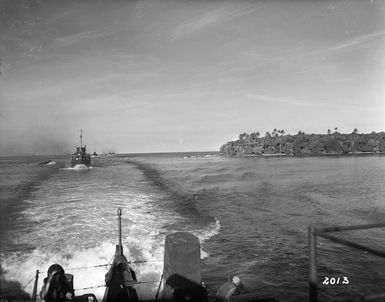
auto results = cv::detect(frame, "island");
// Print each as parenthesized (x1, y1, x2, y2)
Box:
(219, 129, 385, 156)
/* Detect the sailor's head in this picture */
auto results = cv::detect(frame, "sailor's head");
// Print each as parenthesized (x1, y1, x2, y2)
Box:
(232, 276, 241, 286)
(47, 264, 65, 277)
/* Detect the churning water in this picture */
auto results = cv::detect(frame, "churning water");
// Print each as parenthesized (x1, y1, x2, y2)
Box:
(1, 153, 384, 301)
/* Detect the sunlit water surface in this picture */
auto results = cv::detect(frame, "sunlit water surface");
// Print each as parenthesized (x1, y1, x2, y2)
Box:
(1, 153, 384, 301)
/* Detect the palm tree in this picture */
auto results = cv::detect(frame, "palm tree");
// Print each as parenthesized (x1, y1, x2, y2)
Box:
(244, 133, 251, 146)
(273, 129, 279, 138)
(250, 132, 256, 146)
(239, 133, 247, 141)
(256, 132, 261, 147)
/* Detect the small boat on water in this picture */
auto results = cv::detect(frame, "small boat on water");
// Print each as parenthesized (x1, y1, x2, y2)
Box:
(37, 160, 56, 166)
(71, 129, 91, 168)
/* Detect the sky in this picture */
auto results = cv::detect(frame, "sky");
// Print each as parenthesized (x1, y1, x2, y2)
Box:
(0, 0, 384, 155)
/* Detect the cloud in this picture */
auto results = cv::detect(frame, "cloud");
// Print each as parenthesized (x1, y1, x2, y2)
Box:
(239, 30, 385, 69)
(52, 30, 114, 47)
(306, 30, 385, 57)
(169, 3, 261, 41)
(245, 92, 312, 107)
(244, 92, 365, 109)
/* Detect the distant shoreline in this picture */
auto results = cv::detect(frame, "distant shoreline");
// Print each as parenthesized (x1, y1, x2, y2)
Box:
(234, 151, 385, 158)
(2, 150, 385, 160)
(219, 130, 385, 157)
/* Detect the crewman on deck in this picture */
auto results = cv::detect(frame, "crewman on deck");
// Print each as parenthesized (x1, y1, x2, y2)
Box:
(40, 264, 73, 301)
(216, 276, 244, 302)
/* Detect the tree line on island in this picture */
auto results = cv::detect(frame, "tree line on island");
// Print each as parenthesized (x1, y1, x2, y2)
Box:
(219, 128, 385, 156)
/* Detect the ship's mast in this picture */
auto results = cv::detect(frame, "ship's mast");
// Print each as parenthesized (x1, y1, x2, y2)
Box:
(80, 129, 83, 148)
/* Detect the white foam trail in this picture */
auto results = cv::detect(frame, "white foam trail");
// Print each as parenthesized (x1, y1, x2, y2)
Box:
(2, 242, 114, 299)
(195, 217, 221, 243)
(193, 218, 221, 259)
(2, 217, 218, 301)
(61, 165, 93, 170)
(2, 161, 221, 301)
(1, 238, 165, 301)
(2, 190, 168, 300)
(72, 164, 89, 169)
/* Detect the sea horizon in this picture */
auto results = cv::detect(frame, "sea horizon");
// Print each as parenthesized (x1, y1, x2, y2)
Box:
(0, 150, 219, 159)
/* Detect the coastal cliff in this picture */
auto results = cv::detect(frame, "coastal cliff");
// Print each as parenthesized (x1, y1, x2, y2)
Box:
(219, 129, 385, 156)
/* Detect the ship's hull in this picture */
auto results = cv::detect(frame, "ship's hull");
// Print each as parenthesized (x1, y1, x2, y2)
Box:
(71, 154, 91, 167)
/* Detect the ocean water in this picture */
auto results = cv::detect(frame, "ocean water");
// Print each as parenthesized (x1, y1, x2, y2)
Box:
(0, 153, 384, 301)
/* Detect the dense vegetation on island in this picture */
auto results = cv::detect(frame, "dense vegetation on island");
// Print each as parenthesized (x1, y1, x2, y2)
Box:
(219, 129, 385, 156)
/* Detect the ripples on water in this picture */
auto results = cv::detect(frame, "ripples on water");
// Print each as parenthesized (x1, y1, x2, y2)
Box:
(0, 154, 384, 301)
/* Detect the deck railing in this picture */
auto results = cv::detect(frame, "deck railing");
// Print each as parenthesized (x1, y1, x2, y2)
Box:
(308, 223, 385, 302)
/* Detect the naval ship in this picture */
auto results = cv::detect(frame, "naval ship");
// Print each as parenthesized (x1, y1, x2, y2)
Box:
(71, 129, 91, 168)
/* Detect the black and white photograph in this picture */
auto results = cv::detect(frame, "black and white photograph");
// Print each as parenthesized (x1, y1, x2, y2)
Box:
(0, 0, 384, 301)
